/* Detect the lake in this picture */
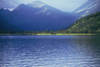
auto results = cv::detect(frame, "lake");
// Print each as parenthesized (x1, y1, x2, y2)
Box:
(0, 35, 100, 67)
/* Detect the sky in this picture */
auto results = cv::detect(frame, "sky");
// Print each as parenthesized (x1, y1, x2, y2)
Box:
(0, 0, 88, 12)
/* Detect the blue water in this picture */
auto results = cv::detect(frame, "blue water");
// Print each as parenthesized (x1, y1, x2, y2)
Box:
(0, 35, 100, 67)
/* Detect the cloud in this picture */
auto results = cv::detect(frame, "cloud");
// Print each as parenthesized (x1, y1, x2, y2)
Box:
(0, 0, 18, 8)
(32, 4, 45, 8)
(10, 2, 17, 6)
(41, 0, 88, 12)
(35, 8, 48, 14)
(0, 0, 33, 8)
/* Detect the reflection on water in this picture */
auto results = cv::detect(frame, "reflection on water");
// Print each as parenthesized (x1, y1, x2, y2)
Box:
(0, 35, 100, 67)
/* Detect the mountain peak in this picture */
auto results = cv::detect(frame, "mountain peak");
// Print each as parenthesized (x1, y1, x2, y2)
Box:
(27, 1, 46, 8)
(0, 8, 8, 11)
(31, 1, 45, 4)
(14, 4, 26, 11)
(0, 8, 10, 15)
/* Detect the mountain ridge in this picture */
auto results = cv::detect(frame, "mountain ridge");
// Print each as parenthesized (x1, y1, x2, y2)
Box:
(0, 8, 10, 15)
(61, 11, 100, 33)
(73, 0, 100, 17)
(0, 1, 99, 33)
(3, 1, 76, 31)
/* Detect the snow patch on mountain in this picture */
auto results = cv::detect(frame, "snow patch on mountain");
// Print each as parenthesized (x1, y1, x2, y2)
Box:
(75, 0, 100, 14)
(0, 8, 14, 11)
(88, 0, 98, 7)
(75, 8, 86, 13)
(35, 8, 48, 14)
(46, 12, 51, 15)
(75, 3, 98, 13)
(88, 4, 98, 10)
(8, 8, 14, 11)
(28, 1, 46, 8)
(32, 4, 45, 8)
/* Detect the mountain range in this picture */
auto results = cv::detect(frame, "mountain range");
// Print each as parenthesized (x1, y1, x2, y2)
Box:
(0, 0, 100, 32)
(0, 1, 76, 31)
(73, 0, 100, 17)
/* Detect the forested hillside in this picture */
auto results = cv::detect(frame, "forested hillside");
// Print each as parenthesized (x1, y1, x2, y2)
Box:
(62, 12, 100, 34)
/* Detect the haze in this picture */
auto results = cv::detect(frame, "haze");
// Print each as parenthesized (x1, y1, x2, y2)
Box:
(0, 0, 88, 12)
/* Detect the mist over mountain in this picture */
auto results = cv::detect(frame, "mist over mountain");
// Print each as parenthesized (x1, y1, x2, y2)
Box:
(1, 1, 76, 31)
(73, 0, 100, 17)
(0, 0, 99, 32)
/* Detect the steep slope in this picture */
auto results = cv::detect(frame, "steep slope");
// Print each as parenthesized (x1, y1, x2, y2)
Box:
(4, 1, 76, 31)
(63, 12, 100, 33)
(0, 8, 10, 15)
(0, 8, 21, 32)
(0, 19, 22, 32)
(73, 0, 100, 17)
(0, 8, 11, 20)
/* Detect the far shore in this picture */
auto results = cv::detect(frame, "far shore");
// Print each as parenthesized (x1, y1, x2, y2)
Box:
(0, 33, 99, 35)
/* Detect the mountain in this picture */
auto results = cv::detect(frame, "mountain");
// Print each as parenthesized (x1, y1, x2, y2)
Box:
(0, 8, 11, 21)
(3, 1, 76, 31)
(0, 8, 22, 32)
(0, 19, 22, 32)
(62, 11, 100, 33)
(0, 8, 10, 15)
(73, 0, 100, 17)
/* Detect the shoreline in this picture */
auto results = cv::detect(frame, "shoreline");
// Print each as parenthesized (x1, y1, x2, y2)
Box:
(0, 33, 98, 35)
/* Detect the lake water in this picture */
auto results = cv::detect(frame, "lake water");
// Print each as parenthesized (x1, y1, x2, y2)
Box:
(0, 35, 100, 67)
